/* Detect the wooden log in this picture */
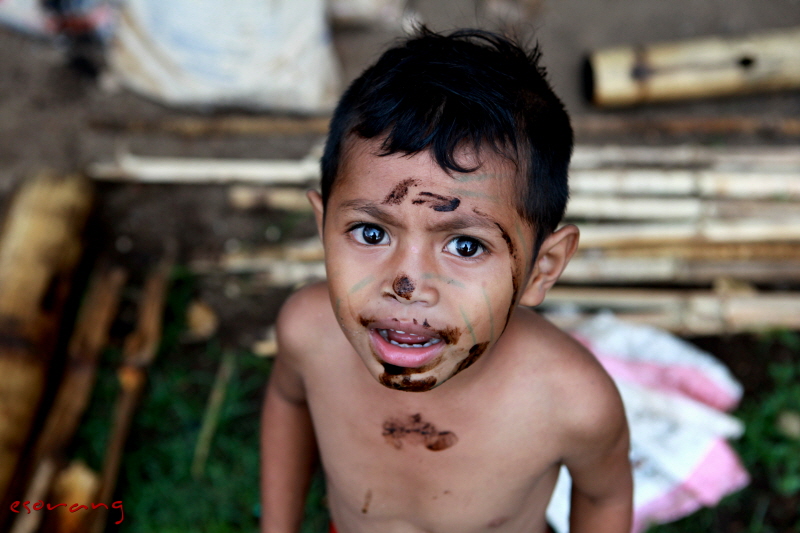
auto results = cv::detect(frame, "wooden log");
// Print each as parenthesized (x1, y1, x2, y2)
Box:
(9, 264, 126, 533)
(88, 251, 174, 533)
(542, 287, 800, 335)
(89, 115, 330, 138)
(586, 26, 800, 107)
(89, 153, 321, 185)
(0, 173, 93, 507)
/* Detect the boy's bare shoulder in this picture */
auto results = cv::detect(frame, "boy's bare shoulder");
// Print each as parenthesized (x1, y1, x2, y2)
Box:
(507, 308, 627, 452)
(275, 281, 338, 359)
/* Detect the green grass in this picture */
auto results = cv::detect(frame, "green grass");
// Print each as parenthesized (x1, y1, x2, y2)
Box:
(73, 269, 329, 533)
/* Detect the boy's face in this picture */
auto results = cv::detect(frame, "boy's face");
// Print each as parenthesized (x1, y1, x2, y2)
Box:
(312, 139, 540, 392)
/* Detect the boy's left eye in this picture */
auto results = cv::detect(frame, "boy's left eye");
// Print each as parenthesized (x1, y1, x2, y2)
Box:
(445, 236, 485, 258)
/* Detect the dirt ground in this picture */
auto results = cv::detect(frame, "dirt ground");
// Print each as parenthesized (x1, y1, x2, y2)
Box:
(1, 0, 800, 529)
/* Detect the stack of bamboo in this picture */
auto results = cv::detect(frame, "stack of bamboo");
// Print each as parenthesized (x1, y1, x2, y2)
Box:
(91, 143, 800, 335)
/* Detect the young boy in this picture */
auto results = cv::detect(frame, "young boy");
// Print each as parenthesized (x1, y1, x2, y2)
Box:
(261, 28, 632, 533)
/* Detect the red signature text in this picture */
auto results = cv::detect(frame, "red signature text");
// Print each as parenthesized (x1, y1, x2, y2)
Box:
(9, 500, 124, 524)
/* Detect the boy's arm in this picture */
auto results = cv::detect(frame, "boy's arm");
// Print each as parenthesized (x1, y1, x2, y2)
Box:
(260, 294, 319, 533)
(562, 368, 633, 533)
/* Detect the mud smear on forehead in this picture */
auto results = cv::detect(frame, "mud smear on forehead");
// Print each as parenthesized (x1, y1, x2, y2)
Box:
(382, 413, 458, 451)
(382, 177, 419, 205)
(454, 342, 490, 375)
(392, 274, 414, 299)
(412, 192, 461, 212)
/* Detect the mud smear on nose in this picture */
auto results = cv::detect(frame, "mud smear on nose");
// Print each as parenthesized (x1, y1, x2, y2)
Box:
(379, 373, 438, 392)
(382, 177, 419, 205)
(382, 413, 458, 451)
(454, 342, 489, 375)
(392, 275, 415, 299)
(412, 192, 461, 212)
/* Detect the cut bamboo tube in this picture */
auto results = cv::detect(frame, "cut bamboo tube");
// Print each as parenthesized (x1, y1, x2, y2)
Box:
(89, 251, 174, 533)
(48, 461, 102, 533)
(0, 173, 93, 507)
(90, 115, 330, 137)
(587, 26, 800, 107)
(10, 265, 126, 533)
(542, 287, 800, 335)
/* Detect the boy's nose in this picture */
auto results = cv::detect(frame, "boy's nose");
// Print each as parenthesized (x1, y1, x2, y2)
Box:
(382, 245, 439, 306)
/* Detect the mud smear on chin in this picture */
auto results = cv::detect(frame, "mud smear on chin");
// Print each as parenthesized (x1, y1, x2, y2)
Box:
(379, 373, 438, 392)
(382, 177, 419, 205)
(454, 342, 490, 375)
(392, 274, 414, 299)
(382, 413, 458, 451)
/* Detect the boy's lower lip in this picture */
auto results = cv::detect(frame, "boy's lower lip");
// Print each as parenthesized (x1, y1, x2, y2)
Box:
(368, 329, 445, 369)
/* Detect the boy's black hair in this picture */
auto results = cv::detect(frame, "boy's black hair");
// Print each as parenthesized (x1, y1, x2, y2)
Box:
(321, 27, 573, 255)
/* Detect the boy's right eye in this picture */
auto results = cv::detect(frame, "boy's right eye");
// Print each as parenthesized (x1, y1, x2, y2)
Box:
(351, 224, 389, 245)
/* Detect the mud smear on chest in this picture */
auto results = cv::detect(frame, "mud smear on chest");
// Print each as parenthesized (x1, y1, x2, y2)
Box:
(382, 177, 419, 205)
(383, 413, 458, 451)
(361, 490, 372, 514)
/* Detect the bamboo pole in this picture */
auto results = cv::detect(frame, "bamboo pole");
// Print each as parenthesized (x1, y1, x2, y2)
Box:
(578, 219, 800, 248)
(587, 26, 800, 107)
(9, 264, 127, 533)
(566, 197, 800, 221)
(570, 168, 800, 199)
(191, 351, 236, 479)
(573, 115, 800, 138)
(562, 255, 800, 283)
(0, 173, 93, 508)
(542, 287, 800, 335)
(88, 251, 174, 533)
(600, 241, 800, 261)
(570, 144, 800, 171)
(89, 153, 321, 185)
(228, 186, 314, 212)
(89, 115, 330, 138)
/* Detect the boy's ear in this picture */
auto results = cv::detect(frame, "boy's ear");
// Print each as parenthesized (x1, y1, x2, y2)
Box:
(518, 224, 579, 308)
(307, 189, 325, 238)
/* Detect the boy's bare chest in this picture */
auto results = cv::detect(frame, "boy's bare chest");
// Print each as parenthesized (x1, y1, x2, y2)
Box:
(304, 363, 561, 531)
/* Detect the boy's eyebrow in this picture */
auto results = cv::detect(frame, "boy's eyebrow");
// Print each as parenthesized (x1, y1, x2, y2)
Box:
(340, 199, 504, 236)
(341, 200, 406, 228)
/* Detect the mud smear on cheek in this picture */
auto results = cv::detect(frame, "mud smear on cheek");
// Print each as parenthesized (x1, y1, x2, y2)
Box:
(382, 413, 458, 451)
(382, 178, 419, 205)
(454, 342, 489, 375)
(412, 192, 460, 212)
(392, 274, 415, 299)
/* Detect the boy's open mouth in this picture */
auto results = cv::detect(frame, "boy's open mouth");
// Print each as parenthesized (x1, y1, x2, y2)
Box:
(367, 325, 446, 369)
